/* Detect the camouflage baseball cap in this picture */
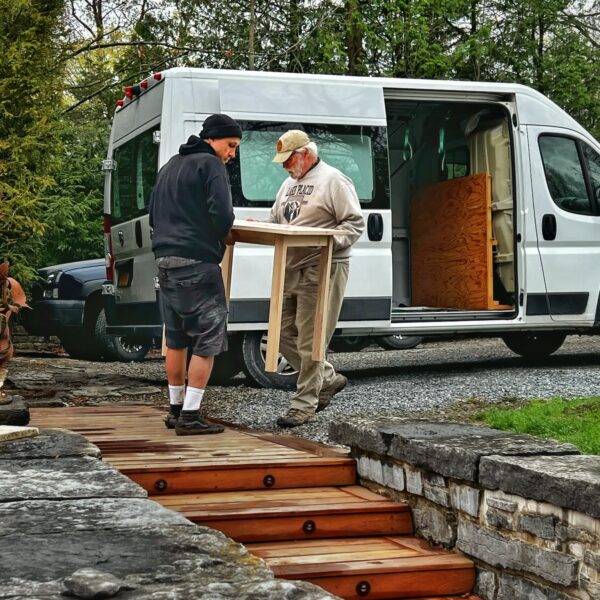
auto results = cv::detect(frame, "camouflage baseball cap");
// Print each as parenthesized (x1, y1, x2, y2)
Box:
(272, 130, 311, 163)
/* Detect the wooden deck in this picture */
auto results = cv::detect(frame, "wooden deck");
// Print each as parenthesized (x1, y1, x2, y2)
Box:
(31, 406, 477, 600)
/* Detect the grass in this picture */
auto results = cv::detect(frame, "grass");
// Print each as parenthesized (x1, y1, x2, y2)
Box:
(473, 396, 600, 455)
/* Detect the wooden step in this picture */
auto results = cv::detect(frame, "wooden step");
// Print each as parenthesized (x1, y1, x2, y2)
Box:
(248, 536, 475, 600)
(30, 407, 356, 493)
(155, 485, 413, 542)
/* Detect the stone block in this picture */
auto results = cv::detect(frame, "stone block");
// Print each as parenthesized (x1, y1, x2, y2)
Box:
(405, 468, 423, 495)
(0, 428, 100, 460)
(521, 513, 557, 540)
(0, 456, 145, 501)
(412, 501, 456, 547)
(585, 551, 600, 571)
(474, 568, 497, 600)
(486, 497, 517, 512)
(486, 508, 515, 530)
(331, 417, 579, 481)
(457, 520, 579, 586)
(450, 484, 480, 518)
(0, 395, 29, 426)
(423, 481, 450, 507)
(496, 573, 577, 600)
(382, 462, 405, 491)
(480, 454, 600, 517)
(357, 455, 383, 484)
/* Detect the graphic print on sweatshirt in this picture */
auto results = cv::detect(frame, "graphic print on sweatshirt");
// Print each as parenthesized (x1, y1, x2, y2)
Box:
(282, 183, 315, 222)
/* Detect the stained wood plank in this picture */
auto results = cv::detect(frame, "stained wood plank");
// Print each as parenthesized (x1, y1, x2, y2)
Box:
(411, 174, 497, 310)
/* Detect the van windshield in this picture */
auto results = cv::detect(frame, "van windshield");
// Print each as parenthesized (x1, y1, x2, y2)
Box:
(228, 122, 389, 209)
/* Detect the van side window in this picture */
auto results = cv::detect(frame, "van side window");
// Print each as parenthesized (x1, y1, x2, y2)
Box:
(538, 135, 592, 214)
(111, 126, 160, 224)
(583, 144, 600, 207)
(227, 123, 389, 209)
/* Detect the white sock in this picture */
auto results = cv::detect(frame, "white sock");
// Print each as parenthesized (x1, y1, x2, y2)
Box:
(183, 386, 205, 411)
(168, 384, 185, 406)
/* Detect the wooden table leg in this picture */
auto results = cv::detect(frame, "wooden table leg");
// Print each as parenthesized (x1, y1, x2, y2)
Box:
(265, 237, 288, 372)
(312, 236, 333, 361)
(221, 243, 234, 304)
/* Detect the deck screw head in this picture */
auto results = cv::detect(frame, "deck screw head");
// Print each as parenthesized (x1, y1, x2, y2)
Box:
(154, 479, 168, 491)
(263, 474, 275, 487)
(356, 580, 371, 596)
(303, 520, 316, 534)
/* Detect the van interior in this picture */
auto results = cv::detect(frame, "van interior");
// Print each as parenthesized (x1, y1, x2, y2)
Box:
(384, 98, 515, 321)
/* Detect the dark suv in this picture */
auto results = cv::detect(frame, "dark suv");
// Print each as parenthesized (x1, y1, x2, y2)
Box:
(22, 259, 152, 362)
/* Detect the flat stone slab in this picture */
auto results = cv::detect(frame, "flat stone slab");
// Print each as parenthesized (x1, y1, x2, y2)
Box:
(0, 525, 335, 600)
(0, 497, 191, 536)
(330, 417, 579, 481)
(0, 428, 100, 460)
(0, 426, 38, 442)
(480, 454, 600, 517)
(0, 395, 29, 426)
(0, 456, 145, 501)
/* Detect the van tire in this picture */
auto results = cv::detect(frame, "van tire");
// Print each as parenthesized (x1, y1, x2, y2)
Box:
(377, 334, 423, 350)
(209, 340, 244, 384)
(94, 308, 151, 362)
(502, 332, 566, 359)
(328, 336, 370, 353)
(240, 331, 298, 390)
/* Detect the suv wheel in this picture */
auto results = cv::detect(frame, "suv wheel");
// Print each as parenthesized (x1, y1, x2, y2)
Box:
(241, 331, 298, 389)
(95, 308, 151, 362)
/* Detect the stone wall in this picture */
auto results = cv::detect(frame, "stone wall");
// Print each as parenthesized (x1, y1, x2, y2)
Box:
(330, 417, 600, 600)
(11, 324, 63, 354)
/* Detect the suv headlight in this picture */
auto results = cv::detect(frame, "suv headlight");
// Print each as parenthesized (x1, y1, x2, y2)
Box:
(43, 270, 63, 298)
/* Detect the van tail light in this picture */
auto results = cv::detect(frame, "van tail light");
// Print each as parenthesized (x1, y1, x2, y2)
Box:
(103, 214, 114, 282)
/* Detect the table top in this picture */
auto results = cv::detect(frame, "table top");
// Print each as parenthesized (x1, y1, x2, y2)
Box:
(232, 219, 345, 237)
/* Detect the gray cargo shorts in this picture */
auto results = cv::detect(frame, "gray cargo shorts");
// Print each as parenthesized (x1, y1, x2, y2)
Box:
(157, 261, 228, 357)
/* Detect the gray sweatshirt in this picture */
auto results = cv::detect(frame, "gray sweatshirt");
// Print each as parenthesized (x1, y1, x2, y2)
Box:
(268, 160, 365, 270)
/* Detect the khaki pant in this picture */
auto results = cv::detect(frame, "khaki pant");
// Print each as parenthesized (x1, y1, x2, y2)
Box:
(278, 261, 349, 413)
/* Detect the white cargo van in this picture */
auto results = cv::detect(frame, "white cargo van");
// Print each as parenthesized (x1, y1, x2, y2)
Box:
(102, 67, 600, 388)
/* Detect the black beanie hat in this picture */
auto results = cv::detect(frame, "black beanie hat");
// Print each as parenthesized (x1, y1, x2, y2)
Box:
(200, 114, 242, 140)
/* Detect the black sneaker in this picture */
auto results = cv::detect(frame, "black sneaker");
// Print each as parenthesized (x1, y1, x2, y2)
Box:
(175, 410, 225, 436)
(164, 404, 182, 429)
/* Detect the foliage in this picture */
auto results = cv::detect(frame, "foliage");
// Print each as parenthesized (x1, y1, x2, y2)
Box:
(2, 0, 600, 281)
(0, 0, 66, 282)
(474, 396, 600, 454)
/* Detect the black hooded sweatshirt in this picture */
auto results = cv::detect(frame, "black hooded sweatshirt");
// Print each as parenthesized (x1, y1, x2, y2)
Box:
(149, 136, 235, 263)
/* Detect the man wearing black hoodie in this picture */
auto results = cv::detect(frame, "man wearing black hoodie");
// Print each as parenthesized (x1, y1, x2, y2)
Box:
(149, 114, 241, 435)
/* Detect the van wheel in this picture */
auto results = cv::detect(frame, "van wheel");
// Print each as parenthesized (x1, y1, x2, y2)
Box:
(328, 336, 370, 353)
(502, 332, 566, 359)
(376, 334, 423, 350)
(95, 308, 151, 362)
(240, 332, 298, 390)
(209, 340, 244, 384)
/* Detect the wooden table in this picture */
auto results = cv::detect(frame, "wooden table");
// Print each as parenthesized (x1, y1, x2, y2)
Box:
(222, 220, 343, 372)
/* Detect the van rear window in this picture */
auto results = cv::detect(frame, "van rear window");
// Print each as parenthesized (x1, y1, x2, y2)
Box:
(227, 122, 389, 209)
(111, 126, 159, 224)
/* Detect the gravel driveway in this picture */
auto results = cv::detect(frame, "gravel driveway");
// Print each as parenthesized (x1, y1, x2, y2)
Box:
(9, 335, 600, 445)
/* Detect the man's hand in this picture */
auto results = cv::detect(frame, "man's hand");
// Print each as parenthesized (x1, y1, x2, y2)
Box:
(224, 230, 238, 245)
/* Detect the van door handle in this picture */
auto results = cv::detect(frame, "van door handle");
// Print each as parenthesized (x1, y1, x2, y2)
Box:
(135, 220, 143, 248)
(542, 214, 557, 241)
(367, 213, 383, 241)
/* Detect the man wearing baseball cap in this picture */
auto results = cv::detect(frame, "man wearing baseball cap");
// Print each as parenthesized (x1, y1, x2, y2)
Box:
(149, 114, 242, 435)
(269, 129, 365, 427)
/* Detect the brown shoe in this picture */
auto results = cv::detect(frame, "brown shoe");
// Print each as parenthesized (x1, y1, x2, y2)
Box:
(276, 408, 314, 428)
(317, 374, 348, 412)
